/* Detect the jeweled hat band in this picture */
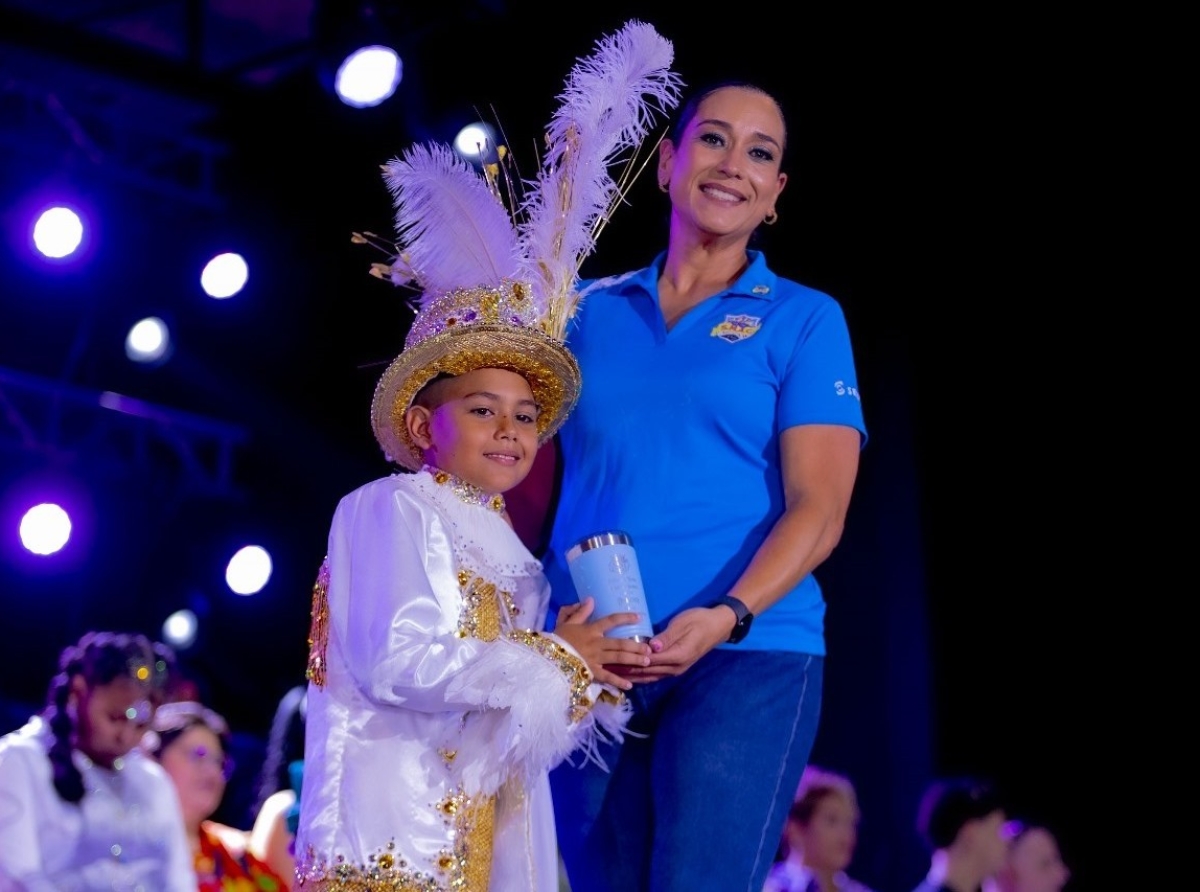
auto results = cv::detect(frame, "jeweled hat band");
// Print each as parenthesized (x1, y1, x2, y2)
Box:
(370, 283, 581, 471)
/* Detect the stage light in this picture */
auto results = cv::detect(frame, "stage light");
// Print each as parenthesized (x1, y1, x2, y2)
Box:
(162, 608, 199, 649)
(31, 205, 84, 260)
(18, 503, 72, 556)
(125, 316, 172, 364)
(226, 544, 273, 596)
(335, 44, 402, 108)
(315, 2, 408, 109)
(200, 251, 248, 299)
(453, 122, 499, 165)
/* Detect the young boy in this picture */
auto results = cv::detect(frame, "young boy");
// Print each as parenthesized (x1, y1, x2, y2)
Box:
(292, 21, 679, 890)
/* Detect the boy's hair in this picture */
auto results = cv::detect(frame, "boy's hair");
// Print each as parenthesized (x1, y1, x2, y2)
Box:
(411, 373, 457, 410)
(916, 776, 1005, 851)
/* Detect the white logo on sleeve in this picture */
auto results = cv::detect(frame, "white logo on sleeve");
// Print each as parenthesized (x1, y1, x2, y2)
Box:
(834, 380, 860, 400)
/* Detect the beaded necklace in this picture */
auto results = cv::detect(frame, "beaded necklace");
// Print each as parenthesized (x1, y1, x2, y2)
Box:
(424, 465, 506, 514)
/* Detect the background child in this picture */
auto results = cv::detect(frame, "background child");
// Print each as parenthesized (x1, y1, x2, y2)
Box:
(0, 629, 196, 890)
(763, 765, 877, 892)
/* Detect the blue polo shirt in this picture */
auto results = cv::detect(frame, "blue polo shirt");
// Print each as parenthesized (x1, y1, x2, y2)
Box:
(544, 251, 867, 653)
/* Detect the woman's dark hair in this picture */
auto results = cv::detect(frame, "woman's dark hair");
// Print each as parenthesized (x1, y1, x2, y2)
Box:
(44, 630, 175, 803)
(251, 684, 307, 819)
(668, 79, 789, 161)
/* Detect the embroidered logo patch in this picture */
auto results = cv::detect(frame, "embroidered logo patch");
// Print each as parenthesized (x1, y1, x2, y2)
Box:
(710, 314, 762, 343)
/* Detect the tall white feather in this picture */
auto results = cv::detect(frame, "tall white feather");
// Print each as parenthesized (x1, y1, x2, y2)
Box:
(517, 20, 683, 339)
(382, 143, 522, 307)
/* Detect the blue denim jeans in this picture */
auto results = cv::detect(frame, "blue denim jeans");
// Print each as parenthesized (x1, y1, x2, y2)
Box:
(551, 648, 823, 892)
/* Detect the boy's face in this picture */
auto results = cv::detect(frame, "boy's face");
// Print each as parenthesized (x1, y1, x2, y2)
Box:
(406, 367, 539, 494)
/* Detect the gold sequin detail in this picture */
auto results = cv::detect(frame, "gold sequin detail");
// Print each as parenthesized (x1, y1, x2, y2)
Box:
(461, 794, 495, 892)
(295, 792, 496, 891)
(507, 629, 596, 723)
(500, 589, 519, 621)
(377, 315, 580, 470)
(429, 467, 505, 513)
(306, 557, 331, 688)
(457, 573, 503, 642)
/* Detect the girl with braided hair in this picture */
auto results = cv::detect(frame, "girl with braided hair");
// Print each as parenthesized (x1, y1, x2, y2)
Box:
(0, 629, 196, 891)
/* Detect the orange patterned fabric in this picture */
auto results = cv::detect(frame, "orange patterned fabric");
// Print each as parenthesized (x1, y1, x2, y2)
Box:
(195, 824, 288, 892)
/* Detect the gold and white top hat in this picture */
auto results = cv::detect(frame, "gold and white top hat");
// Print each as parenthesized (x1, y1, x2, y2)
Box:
(371, 282, 582, 471)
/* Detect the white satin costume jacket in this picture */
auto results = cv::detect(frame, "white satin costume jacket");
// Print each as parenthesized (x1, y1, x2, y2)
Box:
(294, 467, 629, 892)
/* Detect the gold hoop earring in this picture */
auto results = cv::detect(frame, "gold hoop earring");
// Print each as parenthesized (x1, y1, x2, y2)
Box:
(763, 210, 778, 226)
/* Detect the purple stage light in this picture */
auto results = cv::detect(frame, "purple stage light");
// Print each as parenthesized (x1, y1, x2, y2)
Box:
(18, 502, 72, 556)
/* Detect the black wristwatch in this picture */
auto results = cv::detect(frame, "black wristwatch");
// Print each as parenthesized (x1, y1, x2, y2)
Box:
(713, 595, 754, 644)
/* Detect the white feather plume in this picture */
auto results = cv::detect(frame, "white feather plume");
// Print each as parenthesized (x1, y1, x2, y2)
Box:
(377, 20, 681, 332)
(382, 143, 522, 306)
(518, 20, 683, 338)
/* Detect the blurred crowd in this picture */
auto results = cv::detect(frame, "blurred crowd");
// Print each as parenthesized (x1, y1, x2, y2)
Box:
(0, 630, 1072, 892)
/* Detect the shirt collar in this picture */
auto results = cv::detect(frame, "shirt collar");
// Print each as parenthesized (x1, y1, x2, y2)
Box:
(624, 249, 779, 301)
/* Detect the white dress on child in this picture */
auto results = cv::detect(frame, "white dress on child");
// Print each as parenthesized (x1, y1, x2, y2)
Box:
(0, 716, 196, 892)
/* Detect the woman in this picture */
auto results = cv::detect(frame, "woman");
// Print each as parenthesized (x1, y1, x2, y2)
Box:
(543, 80, 868, 892)
(0, 630, 196, 890)
(144, 699, 289, 891)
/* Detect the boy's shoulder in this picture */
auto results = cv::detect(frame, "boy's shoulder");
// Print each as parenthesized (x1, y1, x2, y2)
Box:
(345, 472, 414, 499)
(334, 473, 426, 518)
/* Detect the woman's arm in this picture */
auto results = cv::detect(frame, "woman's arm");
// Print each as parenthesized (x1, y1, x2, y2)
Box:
(641, 423, 861, 678)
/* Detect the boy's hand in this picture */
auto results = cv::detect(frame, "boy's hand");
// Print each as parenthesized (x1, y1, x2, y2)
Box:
(554, 597, 651, 691)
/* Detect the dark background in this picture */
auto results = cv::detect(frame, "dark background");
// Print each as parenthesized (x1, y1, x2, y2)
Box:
(1, 3, 1111, 889)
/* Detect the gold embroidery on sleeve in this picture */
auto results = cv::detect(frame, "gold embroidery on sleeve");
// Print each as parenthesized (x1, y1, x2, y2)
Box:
(305, 557, 330, 688)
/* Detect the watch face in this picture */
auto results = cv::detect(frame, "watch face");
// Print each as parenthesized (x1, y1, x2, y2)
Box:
(716, 596, 753, 644)
(728, 616, 752, 643)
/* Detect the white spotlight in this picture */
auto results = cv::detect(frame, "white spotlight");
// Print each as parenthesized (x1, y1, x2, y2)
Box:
(226, 544, 273, 596)
(454, 122, 498, 165)
(125, 316, 171, 363)
(32, 206, 84, 259)
(162, 609, 198, 649)
(335, 45, 402, 108)
(200, 252, 249, 299)
(19, 503, 72, 555)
